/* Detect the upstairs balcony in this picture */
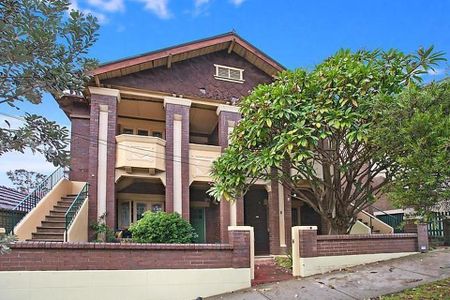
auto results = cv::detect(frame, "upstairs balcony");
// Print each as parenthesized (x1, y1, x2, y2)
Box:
(116, 134, 166, 174)
(189, 143, 222, 183)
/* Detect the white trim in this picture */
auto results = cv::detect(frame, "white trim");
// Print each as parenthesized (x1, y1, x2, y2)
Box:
(0, 268, 251, 300)
(163, 96, 192, 108)
(296, 253, 417, 277)
(216, 104, 240, 115)
(88, 86, 121, 102)
(214, 64, 245, 83)
(97, 107, 108, 219)
(298, 225, 317, 230)
(373, 208, 412, 216)
(173, 115, 183, 215)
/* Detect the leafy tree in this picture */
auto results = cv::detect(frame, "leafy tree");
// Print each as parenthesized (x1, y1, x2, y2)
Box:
(129, 212, 198, 243)
(209, 47, 445, 234)
(1, 114, 70, 166)
(6, 169, 47, 194)
(374, 80, 450, 220)
(0, 0, 99, 166)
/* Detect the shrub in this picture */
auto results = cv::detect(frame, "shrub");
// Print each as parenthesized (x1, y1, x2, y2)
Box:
(129, 211, 198, 243)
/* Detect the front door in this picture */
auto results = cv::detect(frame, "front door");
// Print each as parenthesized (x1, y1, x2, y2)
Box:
(190, 207, 206, 243)
(244, 189, 269, 255)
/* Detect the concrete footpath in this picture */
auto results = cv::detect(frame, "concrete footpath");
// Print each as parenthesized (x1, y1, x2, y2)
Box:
(208, 248, 450, 300)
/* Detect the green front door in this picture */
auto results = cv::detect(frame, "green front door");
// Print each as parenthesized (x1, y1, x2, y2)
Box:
(190, 208, 205, 243)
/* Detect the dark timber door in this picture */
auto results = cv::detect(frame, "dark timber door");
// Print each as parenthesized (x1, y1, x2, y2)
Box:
(190, 207, 205, 243)
(244, 189, 269, 255)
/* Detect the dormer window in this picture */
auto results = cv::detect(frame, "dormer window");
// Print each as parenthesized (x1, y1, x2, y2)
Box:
(214, 64, 244, 83)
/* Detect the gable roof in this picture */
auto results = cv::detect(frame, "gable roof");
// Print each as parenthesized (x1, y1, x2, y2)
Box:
(0, 186, 25, 210)
(92, 32, 285, 82)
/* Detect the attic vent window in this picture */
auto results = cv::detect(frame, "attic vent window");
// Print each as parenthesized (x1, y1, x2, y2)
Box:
(214, 64, 244, 83)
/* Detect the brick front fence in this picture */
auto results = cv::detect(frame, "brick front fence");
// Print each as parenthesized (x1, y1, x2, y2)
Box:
(0, 227, 254, 300)
(0, 228, 250, 272)
(292, 224, 428, 277)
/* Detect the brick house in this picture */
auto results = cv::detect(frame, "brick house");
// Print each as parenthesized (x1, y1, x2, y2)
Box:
(56, 32, 304, 255)
(46, 32, 390, 255)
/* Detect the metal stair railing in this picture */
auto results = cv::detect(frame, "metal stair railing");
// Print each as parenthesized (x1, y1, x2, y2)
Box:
(368, 205, 404, 233)
(64, 183, 89, 240)
(5, 167, 67, 234)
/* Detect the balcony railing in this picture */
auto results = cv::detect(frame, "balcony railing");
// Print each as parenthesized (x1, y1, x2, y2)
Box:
(189, 143, 222, 183)
(116, 134, 166, 172)
(3, 167, 67, 234)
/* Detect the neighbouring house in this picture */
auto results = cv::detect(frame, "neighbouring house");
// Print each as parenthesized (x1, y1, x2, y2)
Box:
(8, 32, 392, 254)
(0, 186, 26, 233)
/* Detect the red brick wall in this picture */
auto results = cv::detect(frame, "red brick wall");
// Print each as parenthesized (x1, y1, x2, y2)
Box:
(69, 116, 90, 182)
(217, 109, 242, 243)
(164, 102, 190, 220)
(0, 230, 250, 271)
(316, 234, 418, 256)
(268, 175, 280, 255)
(88, 93, 118, 234)
(298, 228, 318, 257)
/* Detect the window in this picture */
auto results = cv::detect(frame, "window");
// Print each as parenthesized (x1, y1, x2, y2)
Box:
(151, 204, 162, 213)
(152, 131, 163, 138)
(137, 129, 149, 136)
(214, 64, 244, 83)
(136, 203, 147, 221)
(122, 128, 134, 135)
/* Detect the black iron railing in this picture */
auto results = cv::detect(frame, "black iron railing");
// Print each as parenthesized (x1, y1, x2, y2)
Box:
(370, 205, 404, 233)
(5, 167, 67, 234)
(65, 183, 89, 237)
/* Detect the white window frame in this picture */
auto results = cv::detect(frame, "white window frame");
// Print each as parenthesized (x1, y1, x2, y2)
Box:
(214, 64, 245, 83)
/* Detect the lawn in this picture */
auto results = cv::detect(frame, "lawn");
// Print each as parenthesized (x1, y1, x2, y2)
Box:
(380, 277, 450, 300)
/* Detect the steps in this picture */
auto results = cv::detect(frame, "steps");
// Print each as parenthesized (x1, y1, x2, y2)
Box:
(253, 256, 293, 286)
(27, 194, 77, 242)
(358, 218, 381, 234)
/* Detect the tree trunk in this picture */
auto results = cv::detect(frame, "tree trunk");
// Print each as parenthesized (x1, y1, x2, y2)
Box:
(323, 214, 356, 235)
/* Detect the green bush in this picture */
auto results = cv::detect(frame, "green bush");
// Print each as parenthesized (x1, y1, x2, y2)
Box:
(129, 211, 198, 243)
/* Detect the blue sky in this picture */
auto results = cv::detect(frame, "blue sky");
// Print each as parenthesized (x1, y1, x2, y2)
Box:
(0, 0, 449, 187)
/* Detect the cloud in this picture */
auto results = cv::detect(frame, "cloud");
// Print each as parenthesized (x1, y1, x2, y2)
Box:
(230, 0, 245, 6)
(0, 114, 23, 130)
(195, 0, 209, 6)
(189, 0, 210, 17)
(69, 0, 107, 23)
(137, 0, 172, 19)
(87, 0, 125, 12)
(427, 68, 446, 76)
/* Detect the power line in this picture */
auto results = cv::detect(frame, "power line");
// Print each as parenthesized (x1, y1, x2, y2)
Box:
(0, 112, 224, 169)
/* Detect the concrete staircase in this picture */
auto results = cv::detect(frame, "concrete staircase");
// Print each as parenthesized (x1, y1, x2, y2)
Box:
(253, 256, 293, 286)
(27, 194, 78, 242)
(356, 210, 394, 234)
(358, 218, 381, 234)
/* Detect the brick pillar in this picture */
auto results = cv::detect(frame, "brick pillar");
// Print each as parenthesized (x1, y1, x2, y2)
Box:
(405, 223, 429, 252)
(68, 102, 90, 182)
(292, 226, 318, 277)
(87, 87, 119, 236)
(443, 218, 450, 246)
(298, 226, 318, 257)
(164, 97, 191, 220)
(268, 177, 280, 254)
(283, 183, 292, 253)
(217, 105, 241, 242)
(228, 226, 254, 279)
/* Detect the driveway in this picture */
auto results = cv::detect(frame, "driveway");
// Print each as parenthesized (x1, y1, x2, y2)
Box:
(208, 247, 450, 300)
